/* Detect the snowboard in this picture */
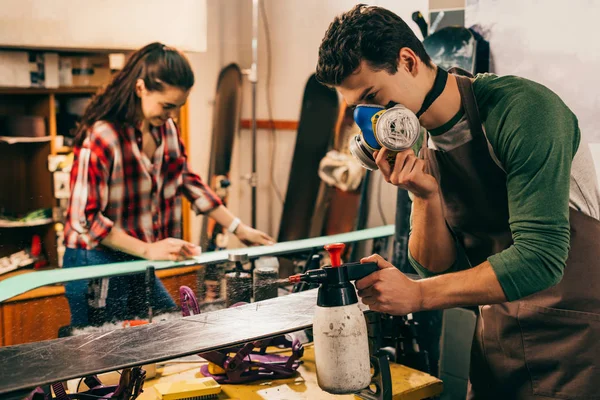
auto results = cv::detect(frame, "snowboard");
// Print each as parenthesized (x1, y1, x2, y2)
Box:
(0, 290, 319, 398)
(310, 101, 363, 263)
(423, 25, 477, 73)
(277, 74, 339, 242)
(197, 64, 243, 306)
(349, 169, 373, 261)
(0, 225, 394, 303)
(415, 12, 489, 74)
(200, 63, 243, 252)
(322, 101, 363, 238)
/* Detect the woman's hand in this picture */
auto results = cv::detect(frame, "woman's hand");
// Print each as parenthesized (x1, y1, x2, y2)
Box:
(235, 224, 276, 246)
(143, 238, 201, 261)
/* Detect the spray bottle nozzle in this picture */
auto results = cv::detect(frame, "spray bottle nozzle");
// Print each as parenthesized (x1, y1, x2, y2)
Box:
(288, 269, 328, 284)
(288, 262, 378, 285)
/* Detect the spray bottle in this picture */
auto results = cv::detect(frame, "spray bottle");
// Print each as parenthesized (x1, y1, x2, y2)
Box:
(288, 243, 379, 394)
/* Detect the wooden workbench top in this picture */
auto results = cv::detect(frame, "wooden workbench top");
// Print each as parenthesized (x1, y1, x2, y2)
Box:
(139, 345, 443, 400)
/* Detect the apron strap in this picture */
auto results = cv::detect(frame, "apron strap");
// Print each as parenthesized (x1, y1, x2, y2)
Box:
(447, 66, 474, 78)
(449, 68, 486, 141)
(420, 67, 487, 163)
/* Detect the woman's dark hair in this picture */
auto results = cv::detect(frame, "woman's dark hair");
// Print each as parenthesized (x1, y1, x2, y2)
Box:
(75, 42, 194, 143)
(316, 4, 432, 86)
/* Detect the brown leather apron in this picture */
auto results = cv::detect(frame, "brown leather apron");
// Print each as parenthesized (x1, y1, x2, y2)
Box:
(423, 68, 600, 399)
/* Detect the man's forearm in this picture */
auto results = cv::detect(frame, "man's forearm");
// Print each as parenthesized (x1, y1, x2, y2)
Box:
(408, 194, 457, 273)
(419, 261, 507, 310)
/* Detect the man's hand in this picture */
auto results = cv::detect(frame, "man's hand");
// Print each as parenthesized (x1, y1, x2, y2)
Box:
(374, 148, 438, 199)
(356, 254, 423, 315)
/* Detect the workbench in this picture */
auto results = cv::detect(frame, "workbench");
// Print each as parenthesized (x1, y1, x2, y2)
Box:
(139, 346, 443, 400)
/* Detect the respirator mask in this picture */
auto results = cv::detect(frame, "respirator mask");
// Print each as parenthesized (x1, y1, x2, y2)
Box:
(350, 67, 449, 170)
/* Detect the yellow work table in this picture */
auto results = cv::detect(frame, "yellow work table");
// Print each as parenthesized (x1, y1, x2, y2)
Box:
(139, 345, 443, 400)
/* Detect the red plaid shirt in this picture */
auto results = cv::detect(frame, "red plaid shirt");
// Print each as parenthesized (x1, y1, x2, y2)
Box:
(65, 119, 222, 249)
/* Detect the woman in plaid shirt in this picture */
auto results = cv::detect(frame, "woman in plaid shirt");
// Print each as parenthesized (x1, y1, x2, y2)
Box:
(63, 43, 274, 327)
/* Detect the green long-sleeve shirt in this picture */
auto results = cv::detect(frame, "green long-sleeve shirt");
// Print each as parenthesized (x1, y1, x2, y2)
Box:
(408, 73, 600, 301)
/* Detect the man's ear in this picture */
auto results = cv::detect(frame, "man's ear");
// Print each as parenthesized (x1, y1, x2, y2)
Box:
(398, 48, 419, 76)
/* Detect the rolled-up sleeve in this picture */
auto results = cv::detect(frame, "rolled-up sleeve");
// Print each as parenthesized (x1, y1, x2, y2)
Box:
(177, 137, 222, 214)
(69, 127, 116, 246)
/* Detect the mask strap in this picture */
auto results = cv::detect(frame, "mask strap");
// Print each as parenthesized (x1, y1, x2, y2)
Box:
(416, 67, 448, 118)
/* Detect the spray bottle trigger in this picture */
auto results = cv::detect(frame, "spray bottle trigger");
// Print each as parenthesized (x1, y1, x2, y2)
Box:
(345, 262, 379, 281)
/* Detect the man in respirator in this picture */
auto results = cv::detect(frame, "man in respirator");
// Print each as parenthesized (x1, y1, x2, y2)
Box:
(316, 4, 600, 399)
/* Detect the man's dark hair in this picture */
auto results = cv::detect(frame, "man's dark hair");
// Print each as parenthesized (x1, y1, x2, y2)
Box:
(316, 4, 432, 86)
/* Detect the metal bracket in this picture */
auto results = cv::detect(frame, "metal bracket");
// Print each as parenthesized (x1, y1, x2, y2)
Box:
(242, 172, 258, 187)
(27, 367, 145, 400)
(356, 352, 393, 400)
(356, 312, 393, 400)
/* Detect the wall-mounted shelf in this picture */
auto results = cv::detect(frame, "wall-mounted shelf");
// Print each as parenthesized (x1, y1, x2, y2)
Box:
(56, 145, 73, 154)
(0, 87, 100, 95)
(0, 218, 53, 228)
(0, 136, 52, 145)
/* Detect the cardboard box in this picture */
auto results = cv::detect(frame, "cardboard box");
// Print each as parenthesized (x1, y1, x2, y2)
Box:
(59, 58, 73, 86)
(44, 53, 59, 88)
(60, 55, 111, 87)
(0, 51, 58, 88)
(0, 51, 30, 87)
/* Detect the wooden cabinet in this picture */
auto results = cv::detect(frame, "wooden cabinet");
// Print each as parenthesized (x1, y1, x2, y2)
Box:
(0, 285, 71, 347)
(0, 266, 203, 346)
(0, 86, 99, 266)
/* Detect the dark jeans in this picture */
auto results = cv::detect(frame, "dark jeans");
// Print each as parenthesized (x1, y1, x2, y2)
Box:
(63, 247, 176, 327)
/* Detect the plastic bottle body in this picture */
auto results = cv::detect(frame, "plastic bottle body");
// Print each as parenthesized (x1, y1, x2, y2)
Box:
(313, 303, 371, 394)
